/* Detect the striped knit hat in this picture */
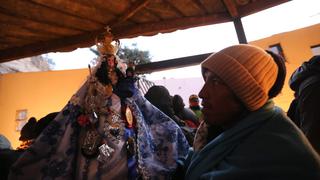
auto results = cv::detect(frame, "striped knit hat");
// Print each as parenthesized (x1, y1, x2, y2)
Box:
(201, 44, 278, 111)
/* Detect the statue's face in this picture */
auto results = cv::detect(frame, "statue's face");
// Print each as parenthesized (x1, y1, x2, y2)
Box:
(106, 55, 115, 68)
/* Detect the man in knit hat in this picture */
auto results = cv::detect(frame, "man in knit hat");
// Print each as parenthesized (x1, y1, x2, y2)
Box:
(176, 44, 320, 179)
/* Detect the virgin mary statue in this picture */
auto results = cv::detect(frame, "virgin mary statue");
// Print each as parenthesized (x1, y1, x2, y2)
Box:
(9, 30, 189, 180)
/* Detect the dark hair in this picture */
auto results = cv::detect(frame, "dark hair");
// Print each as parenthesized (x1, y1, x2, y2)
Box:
(95, 58, 125, 86)
(266, 50, 286, 98)
(144, 85, 176, 118)
(95, 61, 112, 85)
(19, 117, 37, 141)
(34, 112, 58, 138)
(126, 67, 135, 77)
(19, 112, 59, 141)
(172, 94, 185, 113)
(145, 85, 172, 106)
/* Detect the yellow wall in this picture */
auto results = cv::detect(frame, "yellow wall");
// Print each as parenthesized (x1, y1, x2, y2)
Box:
(250, 23, 320, 111)
(0, 69, 88, 148)
(1, 24, 319, 149)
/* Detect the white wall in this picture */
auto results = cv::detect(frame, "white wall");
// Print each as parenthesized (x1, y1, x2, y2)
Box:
(154, 77, 204, 107)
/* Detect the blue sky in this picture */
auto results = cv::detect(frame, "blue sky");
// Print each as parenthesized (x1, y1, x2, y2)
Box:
(49, 0, 320, 80)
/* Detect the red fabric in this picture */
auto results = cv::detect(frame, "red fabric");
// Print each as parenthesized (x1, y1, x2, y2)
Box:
(185, 120, 198, 128)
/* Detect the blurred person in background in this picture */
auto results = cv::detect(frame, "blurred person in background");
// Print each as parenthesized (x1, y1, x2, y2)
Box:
(188, 94, 202, 121)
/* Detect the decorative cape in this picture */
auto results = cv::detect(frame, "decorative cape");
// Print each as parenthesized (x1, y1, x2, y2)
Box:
(9, 81, 189, 180)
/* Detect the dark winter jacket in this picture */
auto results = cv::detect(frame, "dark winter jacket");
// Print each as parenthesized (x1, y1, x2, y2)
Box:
(288, 55, 320, 154)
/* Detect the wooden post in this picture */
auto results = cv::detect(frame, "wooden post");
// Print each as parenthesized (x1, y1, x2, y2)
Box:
(233, 17, 247, 44)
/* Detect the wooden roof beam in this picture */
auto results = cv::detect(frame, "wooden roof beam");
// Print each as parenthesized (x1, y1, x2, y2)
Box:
(191, 0, 208, 15)
(0, 36, 31, 47)
(0, 7, 85, 33)
(144, 8, 164, 21)
(1, 23, 60, 39)
(163, 0, 185, 17)
(111, 0, 151, 26)
(0, 0, 99, 31)
(238, 0, 290, 17)
(0, 13, 231, 63)
(223, 0, 239, 18)
(222, 0, 247, 44)
(135, 53, 212, 74)
(29, 0, 110, 24)
(0, 31, 51, 42)
(113, 13, 231, 38)
(75, 0, 139, 25)
(0, 12, 83, 35)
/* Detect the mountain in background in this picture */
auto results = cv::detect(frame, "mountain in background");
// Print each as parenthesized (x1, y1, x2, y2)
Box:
(0, 55, 55, 74)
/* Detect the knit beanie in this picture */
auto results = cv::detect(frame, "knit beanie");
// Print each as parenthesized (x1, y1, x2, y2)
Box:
(201, 44, 278, 111)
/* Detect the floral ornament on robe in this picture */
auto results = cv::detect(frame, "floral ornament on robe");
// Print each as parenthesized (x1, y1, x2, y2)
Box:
(9, 80, 189, 180)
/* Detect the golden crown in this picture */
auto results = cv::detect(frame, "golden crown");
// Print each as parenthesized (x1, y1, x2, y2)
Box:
(96, 27, 119, 56)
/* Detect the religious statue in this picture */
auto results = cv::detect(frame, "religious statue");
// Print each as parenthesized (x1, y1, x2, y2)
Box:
(9, 28, 189, 180)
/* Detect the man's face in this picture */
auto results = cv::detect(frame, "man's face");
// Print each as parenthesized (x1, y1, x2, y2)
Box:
(198, 71, 243, 126)
(189, 99, 199, 107)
